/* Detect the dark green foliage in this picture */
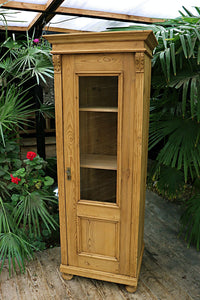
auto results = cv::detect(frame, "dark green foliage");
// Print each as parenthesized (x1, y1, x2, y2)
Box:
(0, 197, 34, 275)
(0, 152, 58, 275)
(150, 164, 185, 199)
(180, 194, 200, 250)
(0, 32, 53, 86)
(151, 9, 200, 249)
(0, 29, 54, 146)
(0, 15, 57, 274)
(0, 231, 33, 276)
(109, 6, 200, 250)
(0, 84, 34, 146)
(149, 118, 200, 182)
(0, 139, 21, 198)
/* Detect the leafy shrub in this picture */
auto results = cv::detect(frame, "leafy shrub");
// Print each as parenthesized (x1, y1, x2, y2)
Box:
(0, 138, 21, 198)
(0, 151, 58, 275)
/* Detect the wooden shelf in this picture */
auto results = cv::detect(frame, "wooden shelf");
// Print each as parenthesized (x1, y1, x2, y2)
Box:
(79, 107, 118, 113)
(80, 154, 117, 170)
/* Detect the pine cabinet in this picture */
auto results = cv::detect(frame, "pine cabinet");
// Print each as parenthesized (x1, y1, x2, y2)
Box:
(45, 31, 157, 292)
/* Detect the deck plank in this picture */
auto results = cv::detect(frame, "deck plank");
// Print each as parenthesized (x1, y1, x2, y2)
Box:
(0, 190, 200, 300)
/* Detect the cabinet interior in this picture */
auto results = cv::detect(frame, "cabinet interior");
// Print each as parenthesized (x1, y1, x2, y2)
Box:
(79, 76, 118, 203)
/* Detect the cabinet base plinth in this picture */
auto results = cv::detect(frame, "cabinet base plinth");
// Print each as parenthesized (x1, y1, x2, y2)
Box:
(62, 273, 73, 281)
(60, 244, 144, 291)
(60, 265, 138, 286)
(125, 285, 137, 293)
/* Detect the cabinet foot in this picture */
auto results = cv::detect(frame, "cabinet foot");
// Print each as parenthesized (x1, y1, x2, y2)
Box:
(125, 285, 137, 293)
(62, 273, 73, 281)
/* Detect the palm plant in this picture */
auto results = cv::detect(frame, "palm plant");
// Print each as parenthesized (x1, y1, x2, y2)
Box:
(109, 6, 200, 250)
(149, 9, 200, 250)
(0, 10, 58, 275)
(0, 151, 58, 275)
(0, 84, 34, 146)
(0, 197, 33, 275)
(148, 7, 200, 203)
(0, 32, 54, 86)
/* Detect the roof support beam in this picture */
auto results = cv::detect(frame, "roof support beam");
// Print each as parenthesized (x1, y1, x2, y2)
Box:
(28, 0, 65, 35)
(0, 1, 45, 12)
(55, 6, 164, 24)
(0, 25, 85, 33)
(0, 25, 28, 31)
(0, 1, 164, 24)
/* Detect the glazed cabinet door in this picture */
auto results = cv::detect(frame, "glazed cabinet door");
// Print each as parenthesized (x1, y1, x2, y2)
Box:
(62, 53, 136, 275)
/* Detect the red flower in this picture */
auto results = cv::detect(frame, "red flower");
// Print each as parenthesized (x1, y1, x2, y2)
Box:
(33, 38, 40, 44)
(27, 151, 37, 161)
(10, 174, 21, 185)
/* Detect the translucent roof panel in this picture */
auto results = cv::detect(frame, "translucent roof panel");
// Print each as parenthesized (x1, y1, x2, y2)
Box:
(0, 9, 38, 27)
(47, 16, 138, 32)
(61, 0, 200, 19)
(0, 0, 200, 32)
(46, 0, 200, 32)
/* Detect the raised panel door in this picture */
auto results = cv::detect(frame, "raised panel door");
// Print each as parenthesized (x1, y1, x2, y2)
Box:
(62, 53, 136, 275)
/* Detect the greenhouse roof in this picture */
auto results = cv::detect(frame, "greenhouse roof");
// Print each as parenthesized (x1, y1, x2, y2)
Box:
(0, 0, 199, 33)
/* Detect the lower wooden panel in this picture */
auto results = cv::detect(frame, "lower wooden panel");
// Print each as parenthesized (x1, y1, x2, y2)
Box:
(78, 217, 119, 259)
(60, 264, 138, 286)
(61, 242, 144, 286)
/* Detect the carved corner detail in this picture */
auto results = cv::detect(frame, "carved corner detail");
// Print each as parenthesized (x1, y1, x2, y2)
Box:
(135, 53, 144, 73)
(53, 55, 61, 73)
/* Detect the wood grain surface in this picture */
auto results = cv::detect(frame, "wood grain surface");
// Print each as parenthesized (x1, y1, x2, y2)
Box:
(0, 190, 199, 300)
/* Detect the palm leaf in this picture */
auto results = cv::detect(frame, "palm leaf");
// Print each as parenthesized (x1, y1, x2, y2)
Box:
(0, 84, 34, 144)
(198, 45, 200, 65)
(182, 78, 190, 117)
(14, 191, 58, 237)
(190, 77, 197, 118)
(185, 33, 194, 58)
(149, 118, 200, 182)
(0, 232, 33, 275)
(180, 35, 188, 58)
(161, 30, 167, 49)
(155, 165, 184, 199)
(182, 6, 195, 17)
(165, 48, 171, 81)
(180, 194, 200, 250)
(170, 43, 176, 75)
(195, 7, 200, 15)
(159, 51, 167, 79)
(197, 82, 200, 122)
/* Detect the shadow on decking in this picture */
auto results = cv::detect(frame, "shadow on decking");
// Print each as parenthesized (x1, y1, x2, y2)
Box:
(0, 190, 200, 300)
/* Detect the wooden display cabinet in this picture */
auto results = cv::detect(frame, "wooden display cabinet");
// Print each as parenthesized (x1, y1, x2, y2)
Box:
(45, 31, 157, 292)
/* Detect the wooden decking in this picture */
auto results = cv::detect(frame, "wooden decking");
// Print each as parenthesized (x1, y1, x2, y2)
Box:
(0, 190, 200, 299)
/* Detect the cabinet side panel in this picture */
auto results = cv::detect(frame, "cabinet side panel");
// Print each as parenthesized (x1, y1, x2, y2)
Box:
(137, 54, 152, 266)
(129, 53, 152, 277)
(53, 55, 68, 265)
(129, 52, 145, 277)
(119, 53, 136, 275)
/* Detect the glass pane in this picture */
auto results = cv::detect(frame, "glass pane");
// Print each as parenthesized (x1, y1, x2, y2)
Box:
(79, 111, 117, 156)
(79, 76, 118, 203)
(80, 169, 116, 203)
(79, 76, 118, 108)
